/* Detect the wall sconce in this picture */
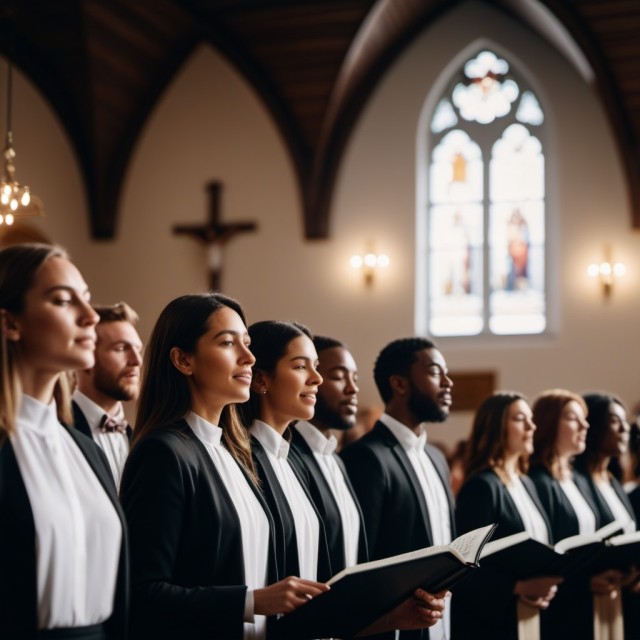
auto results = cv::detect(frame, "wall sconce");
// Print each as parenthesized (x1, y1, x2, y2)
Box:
(350, 251, 390, 287)
(587, 248, 625, 298)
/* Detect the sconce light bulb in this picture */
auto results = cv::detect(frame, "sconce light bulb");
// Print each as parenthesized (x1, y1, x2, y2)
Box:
(613, 262, 626, 277)
(364, 253, 377, 268)
(350, 255, 363, 269)
(599, 262, 612, 276)
(21, 191, 30, 206)
(377, 254, 390, 268)
(5, 213, 14, 225)
(9, 199, 18, 211)
(587, 264, 599, 278)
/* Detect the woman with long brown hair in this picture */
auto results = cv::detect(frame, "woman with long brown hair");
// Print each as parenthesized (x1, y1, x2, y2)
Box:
(120, 294, 327, 640)
(454, 392, 560, 639)
(0, 243, 128, 640)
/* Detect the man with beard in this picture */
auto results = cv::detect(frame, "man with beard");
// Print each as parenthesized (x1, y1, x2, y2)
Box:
(290, 336, 369, 573)
(73, 302, 142, 486)
(341, 337, 455, 640)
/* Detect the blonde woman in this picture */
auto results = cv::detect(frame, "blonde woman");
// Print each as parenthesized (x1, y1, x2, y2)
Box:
(0, 243, 128, 640)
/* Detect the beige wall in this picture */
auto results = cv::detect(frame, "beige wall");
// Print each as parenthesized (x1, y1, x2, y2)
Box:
(3, 0, 639, 447)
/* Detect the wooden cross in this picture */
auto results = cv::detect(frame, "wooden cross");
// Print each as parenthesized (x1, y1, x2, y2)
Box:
(173, 181, 258, 291)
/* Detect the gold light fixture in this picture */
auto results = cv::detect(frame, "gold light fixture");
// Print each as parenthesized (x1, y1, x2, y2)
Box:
(350, 247, 390, 287)
(0, 60, 44, 226)
(587, 246, 625, 299)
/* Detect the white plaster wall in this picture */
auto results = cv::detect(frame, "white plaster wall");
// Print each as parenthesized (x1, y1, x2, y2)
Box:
(4, 0, 639, 447)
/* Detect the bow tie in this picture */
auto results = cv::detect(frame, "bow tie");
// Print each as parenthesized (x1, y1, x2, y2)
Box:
(99, 414, 128, 434)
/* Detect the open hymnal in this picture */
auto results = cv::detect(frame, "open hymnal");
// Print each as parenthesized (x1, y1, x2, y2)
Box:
(272, 524, 497, 640)
(479, 520, 626, 579)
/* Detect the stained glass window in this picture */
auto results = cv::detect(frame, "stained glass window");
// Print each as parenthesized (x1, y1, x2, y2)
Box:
(424, 50, 546, 337)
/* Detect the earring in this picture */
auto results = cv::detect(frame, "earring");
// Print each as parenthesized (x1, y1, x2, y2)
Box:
(261, 388, 267, 394)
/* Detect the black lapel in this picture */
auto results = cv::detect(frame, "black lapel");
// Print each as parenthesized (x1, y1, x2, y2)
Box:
(0, 440, 38, 635)
(377, 422, 434, 545)
(71, 401, 93, 440)
(252, 437, 299, 578)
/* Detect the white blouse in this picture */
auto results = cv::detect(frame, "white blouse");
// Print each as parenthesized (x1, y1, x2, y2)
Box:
(596, 479, 636, 535)
(559, 478, 597, 534)
(506, 473, 550, 544)
(72, 390, 129, 488)
(250, 420, 320, 581)
(187, 412, 269, 640)
(10, 395, 122, 629)
(294, 421, 360, 568)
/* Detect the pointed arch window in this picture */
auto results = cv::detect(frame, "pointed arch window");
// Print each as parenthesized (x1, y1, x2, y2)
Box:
(424, 50, 546, 337)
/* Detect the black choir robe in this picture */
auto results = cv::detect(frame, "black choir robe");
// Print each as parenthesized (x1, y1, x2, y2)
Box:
(453, 468, 553, 639)
(528, 463, 606, 640)
(120, 421, 278, 640)
(289, 425, 369, 573)
(341, 420, 456, 640)
(574, 467, 639, 640)
(250, 434, 333, 584)
(0, 425, 129, 640)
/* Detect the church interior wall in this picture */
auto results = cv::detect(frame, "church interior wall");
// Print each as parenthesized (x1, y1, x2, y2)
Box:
(3, 0, 638, 448)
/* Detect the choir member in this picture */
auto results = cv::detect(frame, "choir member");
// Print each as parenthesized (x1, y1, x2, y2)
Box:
(119, 295, 327, 640)
(454, 392, 561, 639)
(242, 321, 445, 638)
(0, 243, 128, 640)
(528, 389, 617, 640)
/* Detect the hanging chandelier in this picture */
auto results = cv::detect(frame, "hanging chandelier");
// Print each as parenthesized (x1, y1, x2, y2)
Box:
(0, 61, 44, 225)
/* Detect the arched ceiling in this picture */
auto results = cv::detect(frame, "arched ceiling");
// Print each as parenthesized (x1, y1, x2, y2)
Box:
(1, 0, 639, 239)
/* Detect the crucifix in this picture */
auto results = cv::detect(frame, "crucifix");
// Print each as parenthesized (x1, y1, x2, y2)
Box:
(173, 181, 258, 291)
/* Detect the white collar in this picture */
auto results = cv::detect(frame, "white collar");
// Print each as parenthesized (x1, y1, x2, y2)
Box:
(379, 412, 427, 453)
(17, 394, 60, 438)
(294, 420, 337, 455)
(185, 411, 222, 446)
(250, 419, 289, 459)
(73, 389, 124, 432)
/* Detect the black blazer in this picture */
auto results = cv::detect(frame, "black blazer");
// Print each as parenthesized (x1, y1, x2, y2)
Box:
(341, 420, 456, 640)
(453, 469, 553, 639)
(576, 469, 637, 531)
(456, 468, 552, 541)
(120, 421, 278, 640)
(0, 425, 129, 640)
(528, 463, 605, 543)
(290, 425, 369, 574)
(72, 400, 133, 441)
(528, 464, 605, 640)
(251, 434, 333, 583)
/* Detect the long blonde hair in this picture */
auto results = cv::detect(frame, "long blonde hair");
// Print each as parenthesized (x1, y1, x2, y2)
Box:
(0, 243, 73, 440)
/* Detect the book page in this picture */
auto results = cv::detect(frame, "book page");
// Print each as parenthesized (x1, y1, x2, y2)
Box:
(608, 530, 640, 547)
(480, 531, 532, 558)
(449, 524, 497, 563)
(327, 524, 496, 585)
(554, 520, 624, 554)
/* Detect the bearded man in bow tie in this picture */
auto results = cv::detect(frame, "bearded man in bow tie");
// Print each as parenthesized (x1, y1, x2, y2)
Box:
(73, 302, 143, 487)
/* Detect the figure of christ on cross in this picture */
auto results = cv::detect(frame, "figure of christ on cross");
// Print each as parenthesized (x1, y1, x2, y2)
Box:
(173, 181, 258, 291)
